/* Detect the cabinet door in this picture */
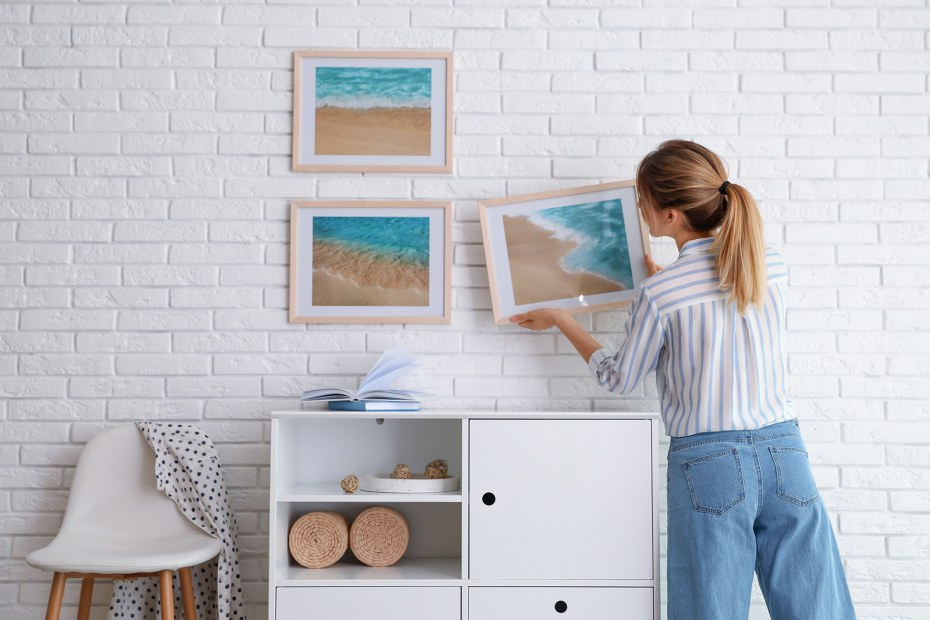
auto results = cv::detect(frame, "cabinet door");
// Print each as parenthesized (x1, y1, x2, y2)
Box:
(276, 586, 460, 620)
(469, 419, 652, 580)
(469, 586, 653, 620)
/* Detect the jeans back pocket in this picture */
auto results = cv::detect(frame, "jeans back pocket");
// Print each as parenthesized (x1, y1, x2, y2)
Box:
(681, 448, 745, 515)
(769, 446, 820, 507)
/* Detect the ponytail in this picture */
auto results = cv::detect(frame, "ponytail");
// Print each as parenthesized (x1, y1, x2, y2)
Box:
(636, 139, 768, 314)
(713, 183, 766, 313)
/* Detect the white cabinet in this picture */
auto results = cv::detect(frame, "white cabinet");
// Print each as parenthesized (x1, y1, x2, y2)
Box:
(269, 411, 659, 620)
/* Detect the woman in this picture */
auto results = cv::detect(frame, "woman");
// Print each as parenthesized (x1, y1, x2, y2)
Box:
(510, 140, 856, 619)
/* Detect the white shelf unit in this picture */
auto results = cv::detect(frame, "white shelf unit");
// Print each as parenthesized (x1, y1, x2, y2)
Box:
(269, 411, 660, 620)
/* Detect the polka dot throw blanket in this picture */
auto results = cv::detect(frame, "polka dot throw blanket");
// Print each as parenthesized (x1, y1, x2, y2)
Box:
(108, 422, 247, 620)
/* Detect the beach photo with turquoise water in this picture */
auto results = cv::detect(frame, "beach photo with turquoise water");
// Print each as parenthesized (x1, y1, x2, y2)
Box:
(311, 216, 430, 307)
(502, 198, 633, 306)
(314, 66, 432, 156)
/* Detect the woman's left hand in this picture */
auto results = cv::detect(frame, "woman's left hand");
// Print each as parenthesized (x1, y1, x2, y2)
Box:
(645, 253, 664, 277)
(509, 308, 567, 331)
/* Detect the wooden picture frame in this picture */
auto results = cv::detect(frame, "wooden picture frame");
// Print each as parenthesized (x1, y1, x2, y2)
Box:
(289, 200, 452, 324)
(292, 50, 453, 173)
(479, 180, 652, 325)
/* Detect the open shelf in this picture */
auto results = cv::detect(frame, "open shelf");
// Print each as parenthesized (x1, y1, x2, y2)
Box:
(273, 416, 463, 499)
(279, 483, 462, 503)
(273, 500, 463, 585)
(277, 557, 462, 585)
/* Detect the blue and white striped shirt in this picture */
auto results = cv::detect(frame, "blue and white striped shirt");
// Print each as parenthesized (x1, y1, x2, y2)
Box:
(588, 236, 795, 437)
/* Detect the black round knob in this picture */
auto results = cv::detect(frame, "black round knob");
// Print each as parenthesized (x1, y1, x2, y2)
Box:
(482, 492, 495, 505)
(555, 600, 567, 613)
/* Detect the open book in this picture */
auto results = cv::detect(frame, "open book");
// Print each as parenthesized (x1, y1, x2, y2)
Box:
(300, 348, 428, 402)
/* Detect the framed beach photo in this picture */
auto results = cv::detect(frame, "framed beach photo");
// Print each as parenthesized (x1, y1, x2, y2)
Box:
(289, 201, 452, 324)
(479, 181, 652, 325)
(292, 50, 453, 173)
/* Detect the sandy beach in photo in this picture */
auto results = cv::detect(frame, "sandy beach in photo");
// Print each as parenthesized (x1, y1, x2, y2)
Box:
(503, 215, 625, 306)
(313, 65, 433, 157)
(315, 106, 431, 156)
(312, 240, 429, 307)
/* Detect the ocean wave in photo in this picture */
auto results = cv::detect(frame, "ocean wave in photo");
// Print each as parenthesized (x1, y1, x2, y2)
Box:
(315, 66, 432, 109)
(312, 216, 430, 290)
(529, 199, 634, 289)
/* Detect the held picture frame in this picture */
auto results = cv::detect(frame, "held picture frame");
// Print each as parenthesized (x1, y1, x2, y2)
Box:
(289, 200, 452, 324)
(479, 180, 652, 326)
(292, 50, 453, 173)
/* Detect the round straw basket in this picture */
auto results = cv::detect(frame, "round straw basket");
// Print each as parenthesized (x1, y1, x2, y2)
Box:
(349, 506, 409, 567)
(288, 511, 349, 569)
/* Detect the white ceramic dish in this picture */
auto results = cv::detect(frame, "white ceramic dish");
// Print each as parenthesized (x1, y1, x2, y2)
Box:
(359, 472, 460, 493)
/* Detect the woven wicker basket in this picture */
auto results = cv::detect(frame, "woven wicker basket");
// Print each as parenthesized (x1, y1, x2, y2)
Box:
(288, 511, 349, 569)
(349, 506, 409, 567)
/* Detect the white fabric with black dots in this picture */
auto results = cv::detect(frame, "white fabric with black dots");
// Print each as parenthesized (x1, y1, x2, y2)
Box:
(107, 422, 247, 620)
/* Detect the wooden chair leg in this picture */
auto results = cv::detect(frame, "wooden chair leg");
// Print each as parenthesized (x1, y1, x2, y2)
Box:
(77, 577, 94, 620)
(179, 567, 196, 620)
(159, 570, 175, 620)
(44, 572, 66, 620)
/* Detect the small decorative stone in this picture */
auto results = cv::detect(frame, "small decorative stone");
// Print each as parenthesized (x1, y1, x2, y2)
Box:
(392, 463, 411, 479)
(425, 459, 448, 475)
(340, 474, 359, 494)
(424, 465, 446, 479)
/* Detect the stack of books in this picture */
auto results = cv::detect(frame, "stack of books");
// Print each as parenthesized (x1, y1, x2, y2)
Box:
(300, 348, 426, 411)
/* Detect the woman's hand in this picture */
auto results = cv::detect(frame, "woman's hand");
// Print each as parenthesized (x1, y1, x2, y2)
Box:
(509, 308, 567, 331)
(510, 308, 603, 363)
(645, 253, 664, 277)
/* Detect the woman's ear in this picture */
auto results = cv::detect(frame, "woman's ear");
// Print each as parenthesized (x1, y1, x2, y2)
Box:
(667, 208, 687, 230)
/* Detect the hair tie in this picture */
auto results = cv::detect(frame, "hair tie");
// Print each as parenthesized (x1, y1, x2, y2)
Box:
(718, 181, 730, 195)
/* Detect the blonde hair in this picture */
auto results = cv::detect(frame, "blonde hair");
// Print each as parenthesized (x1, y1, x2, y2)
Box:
(635, 139, 766, 313)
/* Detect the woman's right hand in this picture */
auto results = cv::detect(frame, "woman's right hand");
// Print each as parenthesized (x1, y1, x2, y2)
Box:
(645, 254, 664, 277)
(509, 308, 567, 331)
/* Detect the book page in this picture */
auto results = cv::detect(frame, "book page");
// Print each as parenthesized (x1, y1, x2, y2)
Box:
(358, 348, 418, 394)
(300, 388, 354, 401)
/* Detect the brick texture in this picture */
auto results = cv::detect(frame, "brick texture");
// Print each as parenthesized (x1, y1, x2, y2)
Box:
(1, 2, 929, 619)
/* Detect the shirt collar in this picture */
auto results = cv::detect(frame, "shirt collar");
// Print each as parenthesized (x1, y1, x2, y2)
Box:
(678, 236, 715, 257)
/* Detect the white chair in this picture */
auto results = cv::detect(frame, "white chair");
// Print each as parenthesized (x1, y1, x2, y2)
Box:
(27, 424, 224, 620)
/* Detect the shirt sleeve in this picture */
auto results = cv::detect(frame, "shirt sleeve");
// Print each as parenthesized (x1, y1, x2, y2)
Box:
(587, 285, 665, 395)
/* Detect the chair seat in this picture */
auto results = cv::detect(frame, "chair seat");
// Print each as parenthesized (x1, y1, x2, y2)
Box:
(27, 528, 223, 574)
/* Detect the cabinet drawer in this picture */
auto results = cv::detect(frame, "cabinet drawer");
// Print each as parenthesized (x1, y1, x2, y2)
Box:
(469, 586, 653, 619)
(276, 586, 460, 620)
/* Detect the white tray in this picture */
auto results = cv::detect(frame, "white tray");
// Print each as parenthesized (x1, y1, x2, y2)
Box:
(359, 472, 460, 494)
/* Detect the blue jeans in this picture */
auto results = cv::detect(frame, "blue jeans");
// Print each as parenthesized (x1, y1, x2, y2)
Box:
(666, 418, 856, 619)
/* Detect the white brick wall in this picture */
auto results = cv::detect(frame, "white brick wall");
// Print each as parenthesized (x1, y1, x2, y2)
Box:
(1, 1, 929, 618)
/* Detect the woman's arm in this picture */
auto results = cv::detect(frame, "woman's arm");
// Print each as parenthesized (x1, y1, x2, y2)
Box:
(509, 256, 666, 394)
(509, 255, 664, 364)
(509, 309, 602, 363)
